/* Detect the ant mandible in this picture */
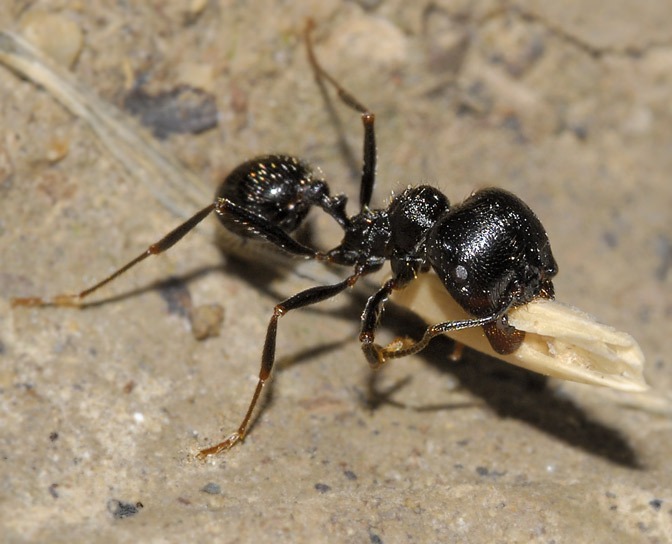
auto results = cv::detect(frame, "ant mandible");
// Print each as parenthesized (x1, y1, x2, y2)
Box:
(12, 20, 558, 458)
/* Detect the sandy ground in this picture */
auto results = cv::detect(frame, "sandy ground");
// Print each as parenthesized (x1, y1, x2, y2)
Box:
(1, 1, 671, 542)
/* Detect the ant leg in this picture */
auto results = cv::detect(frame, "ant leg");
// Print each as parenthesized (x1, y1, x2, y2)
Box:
(359, 278, 397, 369)
(216, 197, 319, 258)
(360, 281, 514, 369)
(305, 20, 376, 210)
(369, 313, 507, 364)
(11, 196, 323, 308)
(197, 271, 362, 458)
(11, 203, 217, 307)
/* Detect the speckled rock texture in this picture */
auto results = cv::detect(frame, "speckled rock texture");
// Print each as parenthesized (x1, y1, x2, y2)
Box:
(1, 1, 671, 542)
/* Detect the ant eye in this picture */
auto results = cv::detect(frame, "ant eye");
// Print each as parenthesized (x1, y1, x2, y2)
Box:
(453, 264, 468, 282)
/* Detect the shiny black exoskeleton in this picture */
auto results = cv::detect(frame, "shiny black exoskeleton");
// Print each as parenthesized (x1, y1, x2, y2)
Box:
(15, 22, 558, 456)
(218, 160, 557, 360)
(216, 155, 348, 238)
(196, 24, 557, 454)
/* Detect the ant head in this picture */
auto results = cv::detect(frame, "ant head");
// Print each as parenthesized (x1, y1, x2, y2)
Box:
(387, 185, 450, 255)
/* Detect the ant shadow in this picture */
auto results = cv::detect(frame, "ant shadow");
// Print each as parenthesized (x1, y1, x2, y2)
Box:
(69, 240, 641, 469)
(368, 296, 642, 469)
(221, 257, 642, 469)
(202, 42, 641, 468)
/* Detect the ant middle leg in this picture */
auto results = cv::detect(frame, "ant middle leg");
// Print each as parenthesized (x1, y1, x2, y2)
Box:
(305, 20, 377, 210)
(197, 271, 363, 458)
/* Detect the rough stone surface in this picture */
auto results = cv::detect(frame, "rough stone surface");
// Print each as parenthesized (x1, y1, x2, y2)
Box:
(1, 1, 671, 542)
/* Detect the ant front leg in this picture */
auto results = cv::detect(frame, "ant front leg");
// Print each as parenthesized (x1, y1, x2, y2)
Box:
(215, 197, 319, 258)
(360, 279, 516, 368)
(359, 278, 399, 370)
(305, 20, 377, 210)
(197, 271, 363, 458)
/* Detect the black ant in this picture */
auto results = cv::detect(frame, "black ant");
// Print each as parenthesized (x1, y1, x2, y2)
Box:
(12, 21, 558, 458)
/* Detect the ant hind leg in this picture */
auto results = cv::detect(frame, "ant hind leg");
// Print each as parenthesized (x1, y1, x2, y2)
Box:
(11, 203, 217, 308)
(10, 190, 331, 309)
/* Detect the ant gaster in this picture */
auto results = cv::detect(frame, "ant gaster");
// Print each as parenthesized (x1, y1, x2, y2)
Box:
(12, 21, 558, 458)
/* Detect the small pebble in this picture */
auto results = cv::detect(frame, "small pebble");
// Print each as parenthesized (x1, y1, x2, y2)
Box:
(201, 482, 221, 495)
(177, 63, 216, 94)
(46, 137, 70, 163)
(314, 483, 331, 493)
(185, 0, 208, 22)
(107, 499, 144, 519)
(191, 304, 225, 341)
(21, 12, 83, 68)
